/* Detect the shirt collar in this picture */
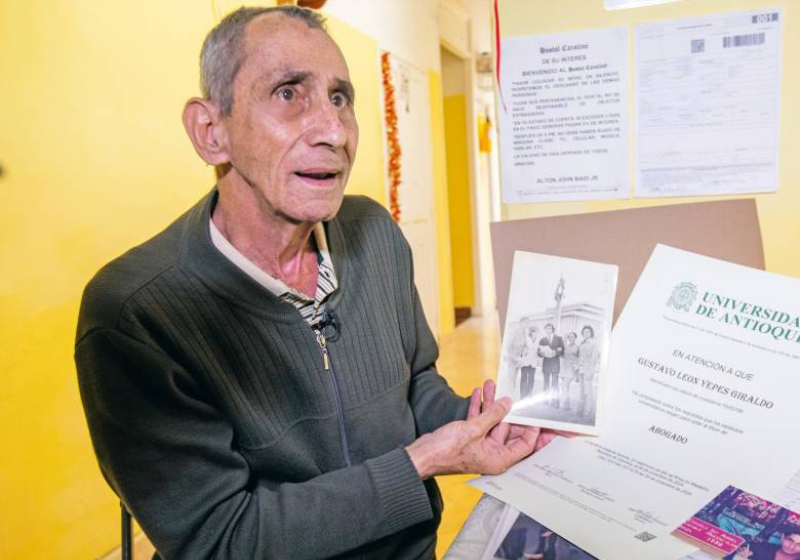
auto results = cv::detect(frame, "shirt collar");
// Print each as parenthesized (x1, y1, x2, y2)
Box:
(209, 218, 335, 300)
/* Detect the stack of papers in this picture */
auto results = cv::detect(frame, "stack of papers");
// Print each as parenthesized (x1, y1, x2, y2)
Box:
(473, 245, 800, 560)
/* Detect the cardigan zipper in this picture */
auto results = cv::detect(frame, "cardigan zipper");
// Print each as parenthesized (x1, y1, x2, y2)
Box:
(315, 329, 352, 467)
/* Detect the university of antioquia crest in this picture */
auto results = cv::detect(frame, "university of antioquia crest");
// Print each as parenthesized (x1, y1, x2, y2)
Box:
(667, 282, 697, 312)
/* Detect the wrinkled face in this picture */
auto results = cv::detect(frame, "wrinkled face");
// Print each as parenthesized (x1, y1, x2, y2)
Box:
(781, 533, 800, 555)
(222, 15, 358, 224)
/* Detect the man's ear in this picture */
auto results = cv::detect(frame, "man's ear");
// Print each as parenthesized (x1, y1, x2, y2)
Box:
(182, 97, 230, 166)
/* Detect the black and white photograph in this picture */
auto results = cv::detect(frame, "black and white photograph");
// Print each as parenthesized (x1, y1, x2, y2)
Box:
(496, 251, 617, 435)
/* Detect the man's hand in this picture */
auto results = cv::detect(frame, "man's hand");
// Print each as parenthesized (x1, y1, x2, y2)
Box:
(406, 380, 541, 479)
(468, 380, 569, 454)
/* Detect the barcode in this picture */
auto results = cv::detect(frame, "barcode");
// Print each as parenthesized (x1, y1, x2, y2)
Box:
(752, 13, 779, 24)
(635, 531, 657, 542)
(723, 33, 765, 48)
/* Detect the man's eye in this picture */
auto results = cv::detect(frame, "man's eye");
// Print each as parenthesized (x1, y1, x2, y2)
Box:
(277, 87, 295, 101)
(331, 92, 348, 107)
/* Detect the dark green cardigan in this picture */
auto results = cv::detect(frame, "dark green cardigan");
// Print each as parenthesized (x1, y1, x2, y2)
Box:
(76, 191, 469, 560)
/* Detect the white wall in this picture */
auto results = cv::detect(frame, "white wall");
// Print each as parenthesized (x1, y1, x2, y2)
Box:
(459, 0, 494, 54)
(324, 0, 443, 71)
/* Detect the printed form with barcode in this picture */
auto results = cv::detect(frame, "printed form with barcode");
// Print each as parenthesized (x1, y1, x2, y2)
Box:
(634, 7, 783, 197)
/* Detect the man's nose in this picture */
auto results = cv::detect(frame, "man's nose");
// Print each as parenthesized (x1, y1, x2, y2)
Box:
(305, 99, 348, 149)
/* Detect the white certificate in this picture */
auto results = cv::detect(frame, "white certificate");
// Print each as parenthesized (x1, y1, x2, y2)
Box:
(499, 27, 629, 203)
(472, 245, 800, 560)
(635, 8, 783, 197)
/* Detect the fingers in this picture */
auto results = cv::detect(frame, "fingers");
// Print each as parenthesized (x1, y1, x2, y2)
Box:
(550, 429, 579, 439)
(505, 426, 541, 462)
(481, 425, 540, 474)
(468, 379, 499, 420)
(534, 430, 560, 453)
(470, 397, 511, 435)
(488, 420, 511, 443)
(530, 428, 578, 452)
(482, 379, 496, 405)
(467, 387, 482, 419)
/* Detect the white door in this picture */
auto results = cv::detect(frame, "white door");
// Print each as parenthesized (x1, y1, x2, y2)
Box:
(384, 53, 441, 336)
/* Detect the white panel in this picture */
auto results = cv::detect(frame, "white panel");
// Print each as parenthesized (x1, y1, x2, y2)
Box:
(439, 0, 471, 55)
(384, 53, 441, 336)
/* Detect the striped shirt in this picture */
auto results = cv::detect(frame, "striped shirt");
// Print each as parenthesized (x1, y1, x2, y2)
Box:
(209, 219, 338, 327)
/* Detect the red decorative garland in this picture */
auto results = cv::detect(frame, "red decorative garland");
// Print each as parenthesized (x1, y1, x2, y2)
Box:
(494, 0, 507, 111)
(381, 52, 402, 222)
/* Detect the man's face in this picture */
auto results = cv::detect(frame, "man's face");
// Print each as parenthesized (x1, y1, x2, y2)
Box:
(221, 15, 358, 224)
(545, 325, 554, 336)
(780, 533, 800, 556)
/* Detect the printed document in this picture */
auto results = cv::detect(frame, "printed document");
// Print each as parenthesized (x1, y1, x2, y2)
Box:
(472, 245, 800, 560)
(499, 27, 629, 203)
(635, 8, 782, 197)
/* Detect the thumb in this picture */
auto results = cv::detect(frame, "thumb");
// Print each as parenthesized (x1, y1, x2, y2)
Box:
(470, 397, 511, 434)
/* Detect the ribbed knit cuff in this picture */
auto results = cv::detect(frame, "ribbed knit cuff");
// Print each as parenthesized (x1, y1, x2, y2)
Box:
(365, 447, 433, 535)
(454, 395, 471, 421)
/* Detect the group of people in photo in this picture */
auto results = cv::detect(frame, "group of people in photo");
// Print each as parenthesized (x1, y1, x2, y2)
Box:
(506, 318, 601, 420)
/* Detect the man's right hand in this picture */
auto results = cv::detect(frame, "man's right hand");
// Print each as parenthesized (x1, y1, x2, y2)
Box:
(405, 395, 540, 480)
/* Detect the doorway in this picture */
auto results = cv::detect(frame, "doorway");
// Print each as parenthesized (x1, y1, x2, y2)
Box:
(441, 46, 476, 326)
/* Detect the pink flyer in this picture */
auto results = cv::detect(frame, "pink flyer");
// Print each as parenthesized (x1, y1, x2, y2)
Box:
(673, 486, 800, 559)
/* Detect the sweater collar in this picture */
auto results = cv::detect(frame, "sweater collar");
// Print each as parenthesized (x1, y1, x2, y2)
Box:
(178, 188, 348, 322)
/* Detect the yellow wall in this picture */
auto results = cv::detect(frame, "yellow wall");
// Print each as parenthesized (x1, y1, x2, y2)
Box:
(429, 71, 457, 335)
(0, 2, 386, 558)
(497, 0, 800, 278)
(444, 95, 477, 308)
(327, 17, 387, 206)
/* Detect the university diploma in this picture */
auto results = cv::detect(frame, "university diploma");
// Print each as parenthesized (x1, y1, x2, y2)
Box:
(472, 245, 800, 560)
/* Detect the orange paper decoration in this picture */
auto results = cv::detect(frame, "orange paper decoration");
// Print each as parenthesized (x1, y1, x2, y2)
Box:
(380, 52, 402, 222)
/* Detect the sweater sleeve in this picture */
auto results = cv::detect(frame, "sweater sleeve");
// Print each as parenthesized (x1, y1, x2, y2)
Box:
(76, 327, 434, 560)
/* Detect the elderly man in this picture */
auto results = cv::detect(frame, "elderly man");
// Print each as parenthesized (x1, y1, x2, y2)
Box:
(76, 6, 543, 560)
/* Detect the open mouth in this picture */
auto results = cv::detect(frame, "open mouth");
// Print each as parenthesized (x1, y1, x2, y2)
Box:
(295, 171, 339, 181)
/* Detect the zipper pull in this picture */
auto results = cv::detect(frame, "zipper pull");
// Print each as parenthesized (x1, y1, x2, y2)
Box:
(315, 330, 330, 371)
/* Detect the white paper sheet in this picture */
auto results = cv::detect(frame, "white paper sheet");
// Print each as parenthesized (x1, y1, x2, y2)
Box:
(499, 27, 630, 203)
(473, 245, 800, 560)
(635, 8, 783, 197)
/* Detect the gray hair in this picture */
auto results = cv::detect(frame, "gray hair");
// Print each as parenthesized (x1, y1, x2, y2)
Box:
(199, 6, 328, 115)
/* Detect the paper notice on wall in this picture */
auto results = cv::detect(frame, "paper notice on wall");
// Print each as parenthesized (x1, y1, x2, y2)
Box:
(635, 8, 783, 197)
(499, 27, 630, 203)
